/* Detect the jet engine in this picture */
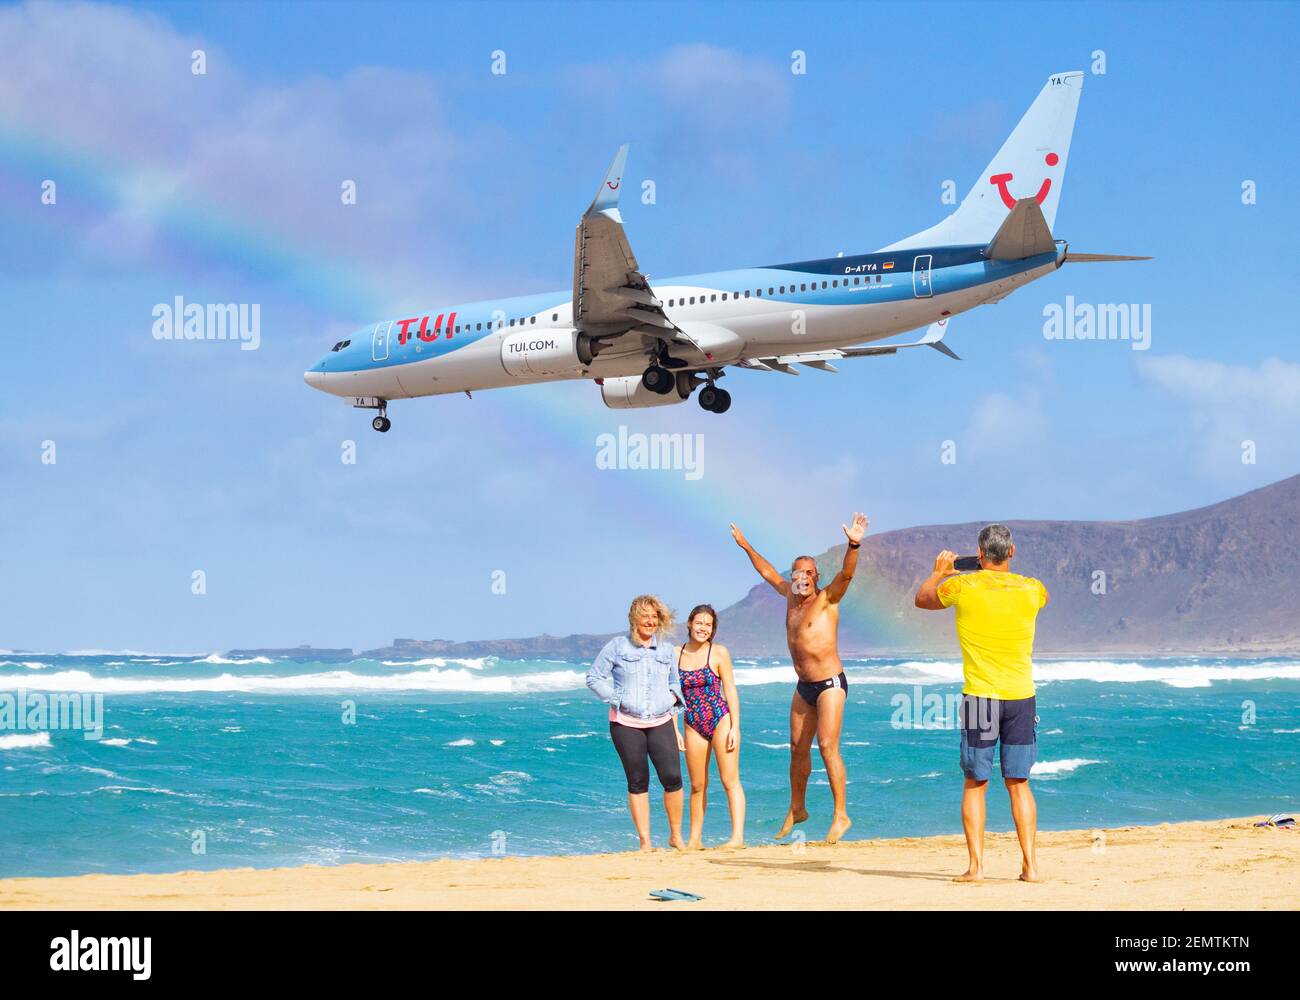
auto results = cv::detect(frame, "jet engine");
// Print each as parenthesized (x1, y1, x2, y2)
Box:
(600, 373, 691, 409)
(500, 328, 596, 378)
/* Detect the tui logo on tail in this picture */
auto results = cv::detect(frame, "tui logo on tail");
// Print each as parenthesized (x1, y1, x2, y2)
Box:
(990, 152, 1060, 210)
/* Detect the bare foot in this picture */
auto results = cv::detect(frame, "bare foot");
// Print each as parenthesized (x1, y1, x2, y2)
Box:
(826, 815, 852, 844)
(1019, 865, 1039, 883)
(953, 867, 983, 883)
(723, 838, 745, 849)
(685, 839, 703, 851)
(638, 841, 654, 853)
(775, 808, 809, 839)
(668, 835, 687, 851)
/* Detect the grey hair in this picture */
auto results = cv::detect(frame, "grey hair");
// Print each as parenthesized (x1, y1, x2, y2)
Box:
(978, 524, 1014, 564)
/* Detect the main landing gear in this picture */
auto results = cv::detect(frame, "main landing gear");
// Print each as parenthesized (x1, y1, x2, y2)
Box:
(697, 384, 731, 414)
(640, 364, 676, 395)
(641, 363, 732, 413)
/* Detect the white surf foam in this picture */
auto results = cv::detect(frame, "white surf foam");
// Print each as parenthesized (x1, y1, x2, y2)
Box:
(380, 657, 492, 670)
(0, 733, 51, 750)
(0, 667, 587, 695)
(846, 659, 1300, 689)
(1031, 758, 1102, 777)
(3, 659, 1294, 697)
(0, 661, 49, 670)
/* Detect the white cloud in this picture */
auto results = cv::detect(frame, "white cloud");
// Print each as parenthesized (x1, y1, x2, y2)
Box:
(1137, 355, 1300, 473)
(1138, 355, 1300, 414)
(0, 2, 488, 299)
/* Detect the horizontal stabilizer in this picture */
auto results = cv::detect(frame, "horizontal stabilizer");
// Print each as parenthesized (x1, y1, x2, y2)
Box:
(986, 197, 1056, 260)
(1063, 251, 1153, 262)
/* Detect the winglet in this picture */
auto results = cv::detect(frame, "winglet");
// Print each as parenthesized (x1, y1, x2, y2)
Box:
(920, 319, 960, 360)
(588, 144, 629, 220)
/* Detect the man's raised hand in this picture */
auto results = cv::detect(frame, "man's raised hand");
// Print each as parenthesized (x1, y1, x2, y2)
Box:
(842, 512, 869, 545)
(933, 550, 958, 577)
(730, 523, 749, 549)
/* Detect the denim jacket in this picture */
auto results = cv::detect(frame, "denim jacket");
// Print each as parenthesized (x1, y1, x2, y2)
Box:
(586, 635, 683, 721)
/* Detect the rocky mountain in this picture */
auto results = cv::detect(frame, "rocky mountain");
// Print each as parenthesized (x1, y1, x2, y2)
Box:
(330, 474, 1300, 660)
(718, 473, 1300, 656)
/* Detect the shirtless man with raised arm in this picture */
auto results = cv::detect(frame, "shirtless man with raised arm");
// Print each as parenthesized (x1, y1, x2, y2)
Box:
(730, 513, 868, 844)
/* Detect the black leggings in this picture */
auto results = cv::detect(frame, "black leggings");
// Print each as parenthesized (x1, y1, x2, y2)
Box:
(609, 720, 682, 794)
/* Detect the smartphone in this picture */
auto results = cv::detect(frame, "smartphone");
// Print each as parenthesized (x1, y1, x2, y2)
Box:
(953, 556, 981, 572)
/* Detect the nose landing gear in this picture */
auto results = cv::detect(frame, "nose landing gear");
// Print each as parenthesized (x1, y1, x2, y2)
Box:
(351, 398, 391, 432)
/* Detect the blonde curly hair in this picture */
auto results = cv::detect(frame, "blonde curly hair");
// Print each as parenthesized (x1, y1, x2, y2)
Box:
(627, 594, 676, 640)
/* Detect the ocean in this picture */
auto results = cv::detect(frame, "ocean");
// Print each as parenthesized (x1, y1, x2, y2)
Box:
(1, 652, 1297, 878)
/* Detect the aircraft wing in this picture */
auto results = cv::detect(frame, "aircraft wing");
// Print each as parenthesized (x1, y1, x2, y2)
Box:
(735, 320, 960, 374)
(573, 146, 700, 353)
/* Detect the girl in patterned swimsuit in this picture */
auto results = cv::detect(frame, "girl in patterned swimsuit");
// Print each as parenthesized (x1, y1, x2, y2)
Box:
(679, 604, 746, 849)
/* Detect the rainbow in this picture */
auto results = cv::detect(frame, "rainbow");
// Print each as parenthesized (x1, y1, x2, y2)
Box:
(3, 116, 925, 649)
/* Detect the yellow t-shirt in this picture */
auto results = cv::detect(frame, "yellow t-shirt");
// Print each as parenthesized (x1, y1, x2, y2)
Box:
(937, 570, 1047, 700)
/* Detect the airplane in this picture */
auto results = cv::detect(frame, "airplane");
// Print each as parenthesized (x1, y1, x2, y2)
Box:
(304, 70, 1147, 432)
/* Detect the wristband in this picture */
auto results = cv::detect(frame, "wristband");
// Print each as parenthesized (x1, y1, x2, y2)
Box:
(848, 541, 861, 549)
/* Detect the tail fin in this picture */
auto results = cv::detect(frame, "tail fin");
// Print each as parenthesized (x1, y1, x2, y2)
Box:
(882, 71, 1084, 251)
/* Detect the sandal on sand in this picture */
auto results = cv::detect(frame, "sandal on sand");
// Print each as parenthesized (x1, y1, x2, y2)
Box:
(1254, 813, 1296, 828)
(649, 888, 704, 901)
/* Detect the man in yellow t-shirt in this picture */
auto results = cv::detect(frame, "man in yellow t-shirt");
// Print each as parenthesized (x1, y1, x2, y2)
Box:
(914, 524, 1049, 884)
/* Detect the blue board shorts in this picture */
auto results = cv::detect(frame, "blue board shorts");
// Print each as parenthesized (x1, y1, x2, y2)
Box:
(958, 694, 1038, 781)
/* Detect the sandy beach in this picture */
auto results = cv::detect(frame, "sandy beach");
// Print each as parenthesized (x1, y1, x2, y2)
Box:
(0, 817, 1293, 910)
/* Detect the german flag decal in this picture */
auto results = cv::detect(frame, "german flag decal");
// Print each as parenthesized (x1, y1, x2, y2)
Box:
(882, 261, 895, 270)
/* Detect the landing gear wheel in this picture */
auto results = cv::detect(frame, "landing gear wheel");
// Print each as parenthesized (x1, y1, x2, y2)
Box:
(699, 386, 731, 413)
(372, 416, 391, 433)
(641, 365, 674, 395)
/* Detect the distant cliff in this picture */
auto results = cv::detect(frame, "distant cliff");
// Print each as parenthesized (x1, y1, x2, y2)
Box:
(717, 473, 1300, 656)
(339, 475, 1300, 660)
(359, 635, 620, 661)
(225, 646, 355, 662)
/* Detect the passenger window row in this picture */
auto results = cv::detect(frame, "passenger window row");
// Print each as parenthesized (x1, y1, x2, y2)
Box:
(665, 274, 883, 307)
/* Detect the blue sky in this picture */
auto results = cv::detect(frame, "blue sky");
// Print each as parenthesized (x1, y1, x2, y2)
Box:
(2, 0, 1297, 653)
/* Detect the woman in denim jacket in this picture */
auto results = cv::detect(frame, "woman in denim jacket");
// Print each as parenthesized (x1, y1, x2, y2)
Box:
(586, 594, 686, 851)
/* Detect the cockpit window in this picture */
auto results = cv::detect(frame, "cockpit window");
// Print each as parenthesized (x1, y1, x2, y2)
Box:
(331, 339, 351, 352)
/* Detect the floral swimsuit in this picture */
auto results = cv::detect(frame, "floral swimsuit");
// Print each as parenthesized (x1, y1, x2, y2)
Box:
(679, 642, 729, 740)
